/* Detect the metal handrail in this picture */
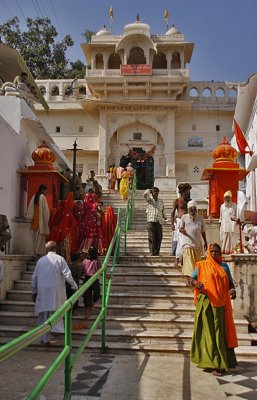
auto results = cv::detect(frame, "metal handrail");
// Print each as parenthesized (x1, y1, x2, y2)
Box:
(124, 175, 137, 254)
(0, 208, 122, 400)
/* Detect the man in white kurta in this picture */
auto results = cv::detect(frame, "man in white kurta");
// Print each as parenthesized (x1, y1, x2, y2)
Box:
(32, 241, 78, 344)
(219, 190, 237, 254)
(179, 200, 207, 284)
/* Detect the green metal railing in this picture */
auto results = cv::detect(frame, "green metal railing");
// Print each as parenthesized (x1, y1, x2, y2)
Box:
(124, 175, 137, 254)
(0, 208, 122, 400)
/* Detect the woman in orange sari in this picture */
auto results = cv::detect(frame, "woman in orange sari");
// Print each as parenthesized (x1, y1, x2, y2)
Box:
(190, 243, 237, 376)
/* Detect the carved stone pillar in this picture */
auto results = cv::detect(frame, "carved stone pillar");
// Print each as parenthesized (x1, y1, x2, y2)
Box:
(98, 111, 107, 174)
(165, 110, 175, 177)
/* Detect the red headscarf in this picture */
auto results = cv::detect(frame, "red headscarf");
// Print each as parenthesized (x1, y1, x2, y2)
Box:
(50, 200, 77, 243)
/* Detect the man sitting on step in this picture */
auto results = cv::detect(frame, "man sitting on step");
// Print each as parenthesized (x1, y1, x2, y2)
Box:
(144, 187, 167, 256)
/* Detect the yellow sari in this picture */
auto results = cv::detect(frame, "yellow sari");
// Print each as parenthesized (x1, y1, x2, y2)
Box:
(119, 171, 130, 200)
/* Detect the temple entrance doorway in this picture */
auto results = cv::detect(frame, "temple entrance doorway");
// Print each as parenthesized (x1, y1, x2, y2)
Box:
(120, 147, 154, 190)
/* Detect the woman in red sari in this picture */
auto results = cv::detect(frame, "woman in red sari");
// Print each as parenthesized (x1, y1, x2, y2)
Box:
(102, 206, 117, 254)
(77, 192, 98, 250)
(79, 193, 104, 255)
(50, 199, 77, 263)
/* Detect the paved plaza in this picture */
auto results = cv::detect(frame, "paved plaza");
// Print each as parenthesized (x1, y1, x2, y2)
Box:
(0, 348, 257, 399)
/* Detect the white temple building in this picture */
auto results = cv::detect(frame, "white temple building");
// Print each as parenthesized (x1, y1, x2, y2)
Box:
(34, 16, 239, 191)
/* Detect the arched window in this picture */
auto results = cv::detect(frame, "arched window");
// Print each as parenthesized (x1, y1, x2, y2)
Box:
(65, 86, 72, 96)
(189, 88, 199, 97)
(216, 88, 225, 97)
(229, 88, 237, 98)
(95, 53, 104, 69)
(127, 47, 146, 64)
(202, 87, 212, 97)
(39, 86, 46, 96)
(79, 86, 87, 95)
(171, 52, 181, 69)
(108, 53, 121, 69)
(152, 53, 167, 69)
(51, 86, 59, 96)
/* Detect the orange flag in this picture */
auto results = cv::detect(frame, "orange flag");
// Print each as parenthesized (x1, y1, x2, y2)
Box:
(233, 119, 253, 156)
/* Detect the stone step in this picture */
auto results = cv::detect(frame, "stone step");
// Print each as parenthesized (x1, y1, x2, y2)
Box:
(121, 238, 172, 244)
(109, 272, 184, 283)
(122, 249, 172, 255)
(0, 325, 253, 347)
(107, 281, 190, 295)
(13, 279, 190, 293)
(108, 293, 194, 306)
(7, 290, 33, 301)
(6, 291, 194, 305)
(0, 333, 255, 358)
(0, 300, 34, 312)
(0, 313, 249, 334)
(0, 302, 196, 317)
(23, 266, 182, 281)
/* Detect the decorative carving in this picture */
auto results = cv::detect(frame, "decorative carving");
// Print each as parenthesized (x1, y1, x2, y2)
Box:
(31, 141, 56, 165)
(212, 137, 237, 162)
(126, 143, 156, 160)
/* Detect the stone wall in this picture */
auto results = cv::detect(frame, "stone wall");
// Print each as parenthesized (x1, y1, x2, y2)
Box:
(224, 254, 257, 322)
(0, 255, 33, 300)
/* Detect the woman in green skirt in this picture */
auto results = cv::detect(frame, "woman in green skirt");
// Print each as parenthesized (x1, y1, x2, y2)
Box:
(190, 243, 237, 376)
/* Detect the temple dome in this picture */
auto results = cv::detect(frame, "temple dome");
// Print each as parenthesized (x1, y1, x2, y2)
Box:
(32, 141, 56, 165)
(165, 24, 184, 40)
(124, 15, 150, 37)
(212, 137, 238, 162)
(95, 25, 110, 36)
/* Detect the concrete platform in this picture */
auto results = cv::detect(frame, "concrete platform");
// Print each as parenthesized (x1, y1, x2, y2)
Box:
(1, 348, 257, 399)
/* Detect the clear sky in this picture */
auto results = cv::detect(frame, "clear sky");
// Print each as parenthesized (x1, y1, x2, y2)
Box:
(1, 0, 257, 83)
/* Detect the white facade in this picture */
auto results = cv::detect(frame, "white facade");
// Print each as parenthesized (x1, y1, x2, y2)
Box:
(0, 96, 71, 242)
(233, 74, 257, 211)
(34, 18, 239, 190)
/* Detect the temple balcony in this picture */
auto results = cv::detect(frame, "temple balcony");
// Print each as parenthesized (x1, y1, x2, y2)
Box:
(85, 68, 189, 78)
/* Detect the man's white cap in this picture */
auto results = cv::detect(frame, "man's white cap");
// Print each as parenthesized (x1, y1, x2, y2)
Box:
(224, 190, 232, 198)
(188, 200, 197, 209)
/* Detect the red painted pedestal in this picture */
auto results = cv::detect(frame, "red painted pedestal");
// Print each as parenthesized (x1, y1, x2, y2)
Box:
(201, 138, 248, 218)
(20, 142, 67, 210)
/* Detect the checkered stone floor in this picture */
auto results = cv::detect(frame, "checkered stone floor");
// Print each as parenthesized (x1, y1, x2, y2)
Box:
(216, 361, 257, 399)
(72, 354, 115, 399)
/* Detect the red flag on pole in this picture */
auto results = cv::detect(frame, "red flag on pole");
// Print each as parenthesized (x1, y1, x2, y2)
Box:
(233, 119, 253, 156)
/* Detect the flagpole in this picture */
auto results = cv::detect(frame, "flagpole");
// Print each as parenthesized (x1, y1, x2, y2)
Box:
(109, 5, 113, 34)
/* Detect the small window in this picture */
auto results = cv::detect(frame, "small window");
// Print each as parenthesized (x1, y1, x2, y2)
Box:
(76, 164, 83, 173)
(133, 132, 142, 140)
(192, 124, 196, 131)
(193, 166, 200, 173)
(216, 125, 220, 132)
(78, 126, 84, 133)
(55, 126, 60, 133)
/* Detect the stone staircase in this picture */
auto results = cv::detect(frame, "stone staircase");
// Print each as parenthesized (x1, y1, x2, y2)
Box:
(0, 190, 256, 358)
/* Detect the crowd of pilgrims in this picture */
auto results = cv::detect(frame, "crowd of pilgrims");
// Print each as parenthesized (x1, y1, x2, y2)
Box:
(49, 191, 117, 264)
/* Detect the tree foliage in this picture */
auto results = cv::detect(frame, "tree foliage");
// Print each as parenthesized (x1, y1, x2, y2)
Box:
(81, 29, 95, 43)
(0, 17, 75, 79)
(68, 60, 86, 79)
